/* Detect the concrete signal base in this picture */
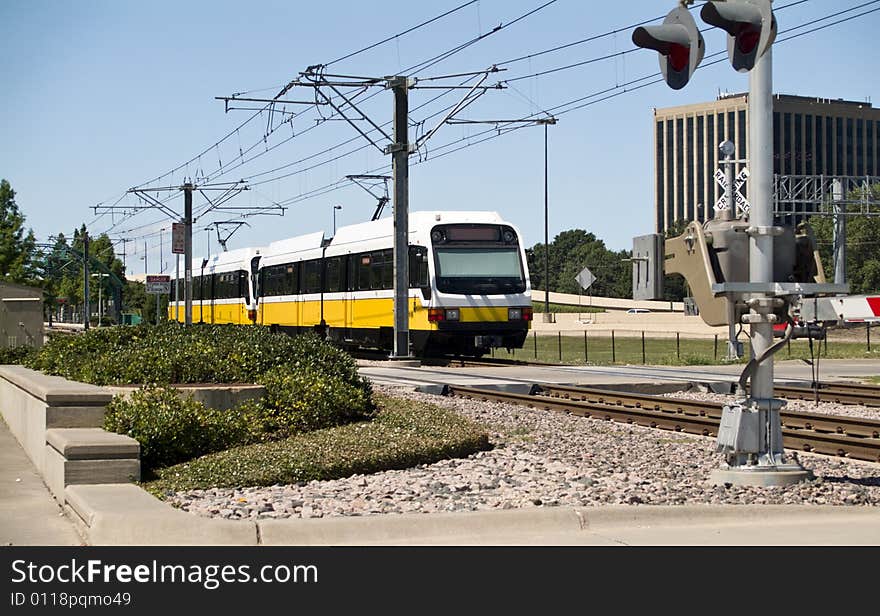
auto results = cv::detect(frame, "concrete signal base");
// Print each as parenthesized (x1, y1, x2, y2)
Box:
(710, 465, 814, 488)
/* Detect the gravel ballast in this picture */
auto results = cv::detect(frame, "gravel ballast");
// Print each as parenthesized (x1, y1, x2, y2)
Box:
(168, 384, 880, 520)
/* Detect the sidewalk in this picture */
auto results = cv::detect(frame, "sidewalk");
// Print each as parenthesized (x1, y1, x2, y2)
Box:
(0, 416, 82, 546)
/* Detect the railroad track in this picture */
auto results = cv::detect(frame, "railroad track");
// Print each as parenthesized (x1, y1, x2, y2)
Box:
(446, 384, 880, 463)
(770, 383, 880, 407)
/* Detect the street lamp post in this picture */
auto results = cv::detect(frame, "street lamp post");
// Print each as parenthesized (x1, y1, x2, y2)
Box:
(539, 118, 557, 322)
(91, 273, 109, 326)
(333, 205, 342, 235)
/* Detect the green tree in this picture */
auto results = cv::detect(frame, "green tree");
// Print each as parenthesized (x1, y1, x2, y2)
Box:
(527, 229, 632, 298)
(123, 279, 168, 324)
(0, 179, 37, 283)
(38, 227, 128, 323)
(809, 184, 880, 294)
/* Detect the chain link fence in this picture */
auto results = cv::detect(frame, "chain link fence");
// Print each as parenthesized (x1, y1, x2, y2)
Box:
(492, 323, 879, 365)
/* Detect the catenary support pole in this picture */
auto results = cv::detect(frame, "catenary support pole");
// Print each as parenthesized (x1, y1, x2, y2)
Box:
(388, 77, 411, 358)
(184, 183, 193, 326)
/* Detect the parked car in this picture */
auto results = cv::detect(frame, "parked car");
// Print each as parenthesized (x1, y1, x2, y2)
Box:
(626, 308, 651, 314)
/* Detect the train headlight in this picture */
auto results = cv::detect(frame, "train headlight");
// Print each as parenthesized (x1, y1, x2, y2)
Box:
(503, 230, 516, 243)
(431, 230, 444, 243)
(445, 308, 460, 321)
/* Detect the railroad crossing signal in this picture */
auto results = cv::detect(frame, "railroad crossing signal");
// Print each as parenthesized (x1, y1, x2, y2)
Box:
(701, 0, 777, 72)
(631, 5, 705, 90)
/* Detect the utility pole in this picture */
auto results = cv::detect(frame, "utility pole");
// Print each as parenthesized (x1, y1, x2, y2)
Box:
(82, 226, 90, 331)
(387, 76, 412, 358)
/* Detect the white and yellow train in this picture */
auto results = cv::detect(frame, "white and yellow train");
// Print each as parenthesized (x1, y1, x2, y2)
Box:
(169, 211, 532, 356)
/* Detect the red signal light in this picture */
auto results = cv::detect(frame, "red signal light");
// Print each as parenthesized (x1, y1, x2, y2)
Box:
(737, 26, 760, 54)
(668, 43, 690, 72)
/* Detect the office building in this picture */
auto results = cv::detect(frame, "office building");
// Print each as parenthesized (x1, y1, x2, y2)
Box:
(653, 93, 880, 234)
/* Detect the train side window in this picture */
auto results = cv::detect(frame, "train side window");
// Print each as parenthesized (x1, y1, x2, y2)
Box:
(325, 256, 343, 293)
(284, 262, 298, 295)
(303, 260, 321, 294)
(368, 249, 392, 290)
(358, 253, 371, 290)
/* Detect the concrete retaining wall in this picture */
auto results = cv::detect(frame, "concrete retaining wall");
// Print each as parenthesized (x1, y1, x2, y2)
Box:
(0, 366, 140, 500)
(105, 383, 265, 411)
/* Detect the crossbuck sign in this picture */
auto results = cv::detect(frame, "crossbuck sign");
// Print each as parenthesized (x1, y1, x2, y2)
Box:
(713, 167, 751, 215)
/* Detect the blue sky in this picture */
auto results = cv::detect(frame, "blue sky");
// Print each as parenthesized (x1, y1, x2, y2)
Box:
(2, 0, 878, 275)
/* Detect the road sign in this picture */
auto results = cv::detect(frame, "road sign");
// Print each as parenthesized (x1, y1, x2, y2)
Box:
(576, 267, 596, 291)
(146, 275, 171, 294)
(171, 223, 185, 255)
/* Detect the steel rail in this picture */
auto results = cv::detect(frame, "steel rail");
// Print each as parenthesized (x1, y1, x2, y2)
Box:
(771, 384, 880, 407)
(540, 384, 880, 440)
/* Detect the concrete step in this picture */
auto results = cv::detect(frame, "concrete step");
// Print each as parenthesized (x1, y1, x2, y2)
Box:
(45, 428, 140, 500)
(47, 428, 140, 460)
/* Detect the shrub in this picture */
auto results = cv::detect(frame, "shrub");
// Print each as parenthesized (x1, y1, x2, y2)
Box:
(0, 346, 37, 365)
(256, 367, 374, 436)
(103, 386, 258, 469)
(27, 323, 371, 397)
(145, 394, 491, 493)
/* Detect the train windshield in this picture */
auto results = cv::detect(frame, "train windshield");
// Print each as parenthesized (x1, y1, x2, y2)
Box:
(434, 247, 525, 294)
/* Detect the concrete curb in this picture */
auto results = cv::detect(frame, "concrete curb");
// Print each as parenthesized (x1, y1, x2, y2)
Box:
(65, 485, 258, 546)
(62, 483, 880, 546)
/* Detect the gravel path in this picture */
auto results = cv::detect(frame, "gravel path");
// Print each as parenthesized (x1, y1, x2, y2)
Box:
(169, 384, 880, 520)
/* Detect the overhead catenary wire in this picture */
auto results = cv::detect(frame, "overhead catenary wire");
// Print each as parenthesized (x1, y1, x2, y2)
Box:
(97, 0, 817, 236)
(242, 3, 876, 217)
(98, 0, 868, 252)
